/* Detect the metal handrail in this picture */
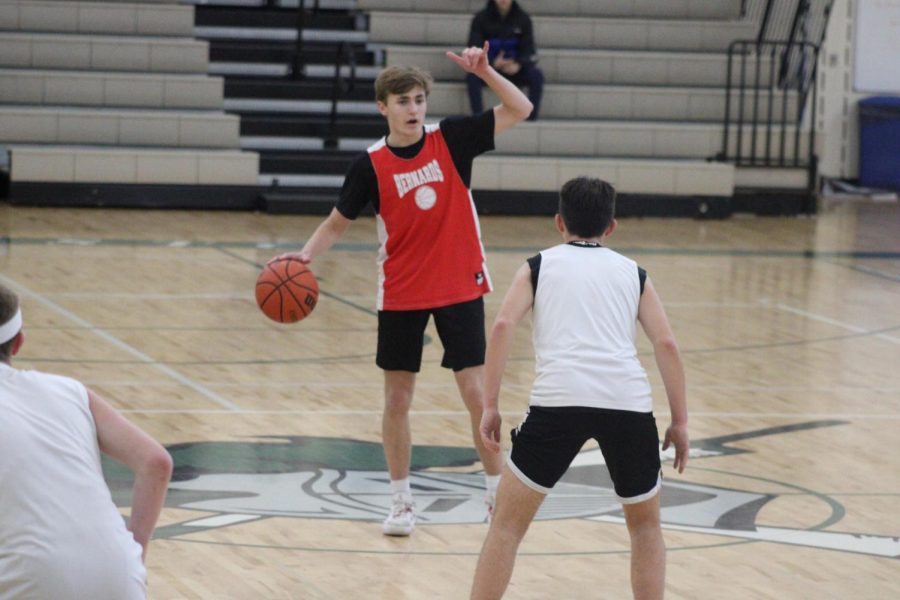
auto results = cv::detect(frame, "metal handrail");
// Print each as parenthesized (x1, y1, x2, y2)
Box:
(718, 40, 819, 188)
(714, 0, 832, 211)
(291, 0, 321, 80)
(324, 41, 357, 150)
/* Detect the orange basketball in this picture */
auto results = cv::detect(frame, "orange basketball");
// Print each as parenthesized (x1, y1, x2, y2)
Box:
(255, 258, 319, 323)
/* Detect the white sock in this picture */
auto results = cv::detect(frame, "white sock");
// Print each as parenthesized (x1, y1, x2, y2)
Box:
(484, 474, 501, 496)
(390, 478, 412, 498)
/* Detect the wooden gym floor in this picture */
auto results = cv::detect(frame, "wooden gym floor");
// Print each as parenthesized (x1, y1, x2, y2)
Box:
(0, 200, 898, 599)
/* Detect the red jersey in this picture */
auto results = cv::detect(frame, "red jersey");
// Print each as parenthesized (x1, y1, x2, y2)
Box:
(368, 124, 492, 311)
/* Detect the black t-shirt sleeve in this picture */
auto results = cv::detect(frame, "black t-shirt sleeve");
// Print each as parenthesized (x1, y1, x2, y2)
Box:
(638, 266, 647, 295)
(439, 111, 495, 188)
(335, 153, 379, 218)
(527, 253, 542, 296)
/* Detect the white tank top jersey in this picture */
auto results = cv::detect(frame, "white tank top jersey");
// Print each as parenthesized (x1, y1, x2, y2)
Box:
(0, 363, 146, 600)
(529, 243, 653, 412)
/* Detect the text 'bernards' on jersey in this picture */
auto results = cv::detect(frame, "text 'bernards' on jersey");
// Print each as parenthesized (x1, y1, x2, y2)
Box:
(393, 159, 445, 199)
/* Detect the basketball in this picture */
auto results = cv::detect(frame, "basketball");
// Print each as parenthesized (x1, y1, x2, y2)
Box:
(255, 258, 319, 323)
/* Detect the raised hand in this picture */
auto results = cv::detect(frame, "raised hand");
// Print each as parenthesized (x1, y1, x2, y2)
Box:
(446, 41, 491, 76)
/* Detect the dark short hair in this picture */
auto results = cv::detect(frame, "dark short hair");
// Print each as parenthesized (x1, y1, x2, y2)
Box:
(0, 284, 19, 361)
(558, 177, 616, 238)
(374, 65, 433, 103)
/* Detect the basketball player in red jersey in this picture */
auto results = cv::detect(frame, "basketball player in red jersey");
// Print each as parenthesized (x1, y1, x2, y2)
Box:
(272, 42, 532, 536)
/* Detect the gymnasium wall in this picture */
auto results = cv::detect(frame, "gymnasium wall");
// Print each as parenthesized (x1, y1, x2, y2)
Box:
(818, 0, 900, 180)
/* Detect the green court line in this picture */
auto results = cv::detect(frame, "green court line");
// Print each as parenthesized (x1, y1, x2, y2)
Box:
(2, 235, 899, 260)
(18, 322, 900, 365)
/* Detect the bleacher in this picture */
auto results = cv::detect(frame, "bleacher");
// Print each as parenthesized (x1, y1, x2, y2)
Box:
(0, 0, 826, 215)
(0, 0, 259, 207)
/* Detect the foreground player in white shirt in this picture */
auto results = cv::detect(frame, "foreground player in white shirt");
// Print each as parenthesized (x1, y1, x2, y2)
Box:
(0, 283, 172, 599)
(470, 177, 689, 600)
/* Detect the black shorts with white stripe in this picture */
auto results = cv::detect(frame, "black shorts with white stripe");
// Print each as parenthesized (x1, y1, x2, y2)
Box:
(508, 405, 662, 504)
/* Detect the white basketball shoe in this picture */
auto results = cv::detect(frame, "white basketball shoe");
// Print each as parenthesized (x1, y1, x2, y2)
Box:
(382, 493, 416, 536)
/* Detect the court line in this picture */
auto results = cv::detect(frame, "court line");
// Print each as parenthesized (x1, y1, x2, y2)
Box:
(771, 301, 900, 345)
(20, 318, 900, 366)
(80, 380, 900, 392)
(160, 535, 752, 558)
(823, 257, 900, 283)
(45, 292, 255, 300)
(0, 273, 240, 411)
(3, 235, 900, 259)
(116, 408, 900, 419)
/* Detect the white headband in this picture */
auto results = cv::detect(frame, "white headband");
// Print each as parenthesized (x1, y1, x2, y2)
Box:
(0, 308, 22, 344)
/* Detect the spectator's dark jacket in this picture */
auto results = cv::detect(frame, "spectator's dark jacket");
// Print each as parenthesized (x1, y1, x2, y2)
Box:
(467, 1, 538, 70)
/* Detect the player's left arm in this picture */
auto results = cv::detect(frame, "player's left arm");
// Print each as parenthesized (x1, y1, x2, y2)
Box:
(481, 263, 534, 451)
(89, 389, 173, 562)
(637, 279, 689, 473)
(446, 42, 533, 134)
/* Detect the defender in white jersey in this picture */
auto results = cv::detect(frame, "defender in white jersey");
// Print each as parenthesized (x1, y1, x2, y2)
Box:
(0, 284, 172, 599)
(470, 177, 689, 600)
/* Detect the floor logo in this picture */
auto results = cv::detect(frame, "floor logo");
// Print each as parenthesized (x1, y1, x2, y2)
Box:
(103, 420, 898, 557)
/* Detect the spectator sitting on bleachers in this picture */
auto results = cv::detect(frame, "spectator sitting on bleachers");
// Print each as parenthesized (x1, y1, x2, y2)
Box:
(466, 0, 543, 121)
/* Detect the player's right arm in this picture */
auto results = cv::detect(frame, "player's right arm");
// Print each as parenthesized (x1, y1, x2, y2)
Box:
(272, 155, 371, 265)
(481, 262, 534, 452)
(88, 389, 173, 562)
(637, 278, 689, 473)
(269, 206, 351, 265)
(446, 42, 533, 134)
(290, 208, 352, 263)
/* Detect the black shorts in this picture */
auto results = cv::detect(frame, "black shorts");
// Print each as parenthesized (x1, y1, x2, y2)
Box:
(376, 297, 486, 372)
(508, 406, 662, 504)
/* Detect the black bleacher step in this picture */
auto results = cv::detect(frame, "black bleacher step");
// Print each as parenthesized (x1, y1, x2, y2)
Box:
(225, 78, 374, 100)
(262, 190, 340, 215)
(211, 42, 374, 66)
(196, 6, 357, 31)
(241, 115, 385, 138)
(260, 151, 355, 174)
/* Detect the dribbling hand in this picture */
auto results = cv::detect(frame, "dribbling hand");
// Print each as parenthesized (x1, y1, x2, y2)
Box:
(268, 251, 312, 265)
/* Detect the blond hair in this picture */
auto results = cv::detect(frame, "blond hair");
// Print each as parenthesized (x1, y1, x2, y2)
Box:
(374, 66, 433, 103)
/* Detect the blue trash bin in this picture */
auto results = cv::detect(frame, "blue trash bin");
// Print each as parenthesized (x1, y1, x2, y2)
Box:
(859, 96, 900, 189)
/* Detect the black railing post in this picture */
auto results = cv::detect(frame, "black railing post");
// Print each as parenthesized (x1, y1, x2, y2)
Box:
(765, 44, 776, 165)
(325, 41, 357, 150)
(736, 43, 748, 164)
(720, 42, 737, 161)
(751, 42, 764, 165)
(757, 0, 774, 44)
(805, 48, 820, 212)
(291, 0, 306, 80)
(291, 0, 319, 80)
